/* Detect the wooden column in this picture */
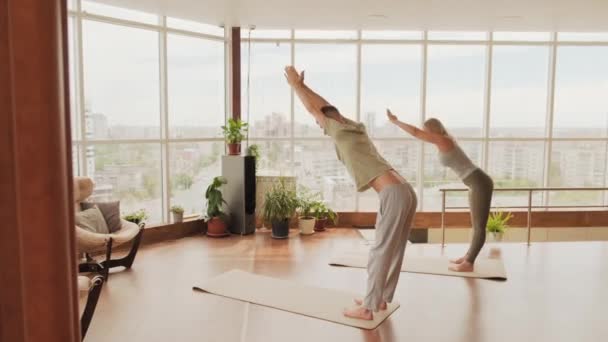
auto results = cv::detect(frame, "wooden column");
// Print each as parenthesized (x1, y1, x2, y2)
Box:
(0, 0, 79, 341)
(231, 27, 241, 120)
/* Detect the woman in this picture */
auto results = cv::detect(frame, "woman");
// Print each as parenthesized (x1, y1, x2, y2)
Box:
(386, 109, 493, 272)
(284, 66, 417, 320)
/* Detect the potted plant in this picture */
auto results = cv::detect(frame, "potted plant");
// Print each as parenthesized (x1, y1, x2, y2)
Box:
(123, 209, 147, 227)
(486, 211, 513, 242)
(311, 201, 338, 232)
(170, 205, 184, 223)
(247, 144, 260, 168)
(262, 181, 298, 239)
(205, 176, 230, 237)
(222, 118, 248, 156)
(297, 191, 319, 235)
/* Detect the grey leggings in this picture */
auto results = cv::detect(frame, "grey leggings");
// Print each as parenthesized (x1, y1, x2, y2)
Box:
(463, 169, 494, 263)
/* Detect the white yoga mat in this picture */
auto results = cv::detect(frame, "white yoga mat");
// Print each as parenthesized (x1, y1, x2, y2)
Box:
(330, 250, 507, 280)
(193, 269, 399, 329)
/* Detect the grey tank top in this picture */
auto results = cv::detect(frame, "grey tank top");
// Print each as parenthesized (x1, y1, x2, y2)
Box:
(439, 143, 478, 180)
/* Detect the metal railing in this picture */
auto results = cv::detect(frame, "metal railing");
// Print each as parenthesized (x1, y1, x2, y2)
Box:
(439, 187, 608, 246)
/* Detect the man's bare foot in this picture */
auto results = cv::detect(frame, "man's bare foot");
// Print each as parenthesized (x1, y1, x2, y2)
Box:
(448, 260, 474, 272)
(449, 256, 467, 264)
(353, 298, 387, 310)
(343, 306, 373, 320)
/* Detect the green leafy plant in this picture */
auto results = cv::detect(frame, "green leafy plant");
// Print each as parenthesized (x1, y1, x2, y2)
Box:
(297, 190, 321, 219)
(247, 144, 261, 168)
(486, 211, 513, 234)
(262, 181, 298, 223)
(222, 118, 249, 144)
(311, 201, 338, 224)
(170, 205, 184, 214)
(205, 176, 228, 219)
(123, 209, 148, 225)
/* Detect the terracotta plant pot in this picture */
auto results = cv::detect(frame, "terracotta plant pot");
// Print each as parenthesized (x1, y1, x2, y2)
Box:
(298, 216, 316, 235)
(271, 218, 290, 239)
(206, 217, 229, 237)
(227, 143, 241, 156)
(314, 218, 328, 232)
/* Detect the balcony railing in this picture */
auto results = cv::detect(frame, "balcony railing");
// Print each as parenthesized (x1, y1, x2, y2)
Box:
(439, 187, 608, 246)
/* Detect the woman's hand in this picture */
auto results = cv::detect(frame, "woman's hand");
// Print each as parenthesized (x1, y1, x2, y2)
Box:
(284, 66, 304, 88)
(386, 109, 399, 123)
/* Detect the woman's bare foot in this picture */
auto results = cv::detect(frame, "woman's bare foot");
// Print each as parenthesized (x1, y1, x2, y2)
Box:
(353, 298, 387, 310)
(449, 255, 468, 264)
(343, 306, 373, 320)
(448, 260, 474, 272)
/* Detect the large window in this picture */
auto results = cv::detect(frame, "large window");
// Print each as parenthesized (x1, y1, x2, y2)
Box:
(242, 29, 608, 212)
(70, 1, 226, 224)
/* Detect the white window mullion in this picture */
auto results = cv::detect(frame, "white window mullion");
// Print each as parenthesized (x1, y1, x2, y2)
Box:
(543, 32, 558, 209)
(159, 16, 170, 223)
(418, 31, 428, 210)
(482, 32, 493, 171)
(75, 4, 88, 177)
(355, 30, 362, 211)
(290, 29, 296, 179)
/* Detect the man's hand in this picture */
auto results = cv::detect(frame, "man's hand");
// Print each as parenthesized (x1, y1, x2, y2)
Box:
(284, 66, 304, 88)
(386, 109, 399, 123)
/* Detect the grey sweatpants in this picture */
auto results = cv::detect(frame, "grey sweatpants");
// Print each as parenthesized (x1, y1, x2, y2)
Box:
(463, 169, 494, 263)
(363, 182, 417, 311)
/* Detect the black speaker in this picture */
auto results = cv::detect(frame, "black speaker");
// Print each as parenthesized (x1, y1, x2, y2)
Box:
(222, 155, 256, 235)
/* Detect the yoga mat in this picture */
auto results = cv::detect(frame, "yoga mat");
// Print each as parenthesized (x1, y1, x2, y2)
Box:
(193, 269, 399, 329)
(329, 250, 507, 280)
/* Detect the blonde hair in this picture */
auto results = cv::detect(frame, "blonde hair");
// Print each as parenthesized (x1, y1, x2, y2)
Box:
(424, 118, 449, 136)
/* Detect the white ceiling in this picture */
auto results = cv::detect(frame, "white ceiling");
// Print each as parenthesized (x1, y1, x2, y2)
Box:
(89, 0, 608, 31)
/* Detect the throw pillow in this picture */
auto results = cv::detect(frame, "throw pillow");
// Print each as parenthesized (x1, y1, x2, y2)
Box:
(75, 206, 110, 234)
(81, 201, 121, 233)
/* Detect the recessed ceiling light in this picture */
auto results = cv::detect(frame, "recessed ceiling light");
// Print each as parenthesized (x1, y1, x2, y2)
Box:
(368, 14, 388, 19)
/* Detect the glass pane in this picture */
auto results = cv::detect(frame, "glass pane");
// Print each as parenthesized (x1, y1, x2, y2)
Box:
(295, 30, 357, 39)
(428, 31, 487, 41)
(361, 31, 422, 40)
(68, 18, 80, 140)
(167, 17, 225, 36)
(548, 141, 607, 207)
(294, 140, 356, 211)
(488, 141, 545, 208)
(493, 32, 551, 41)
(423, 141, 482, 210)
(242, 29, 291, 39)
(82, 1, 159, 24)
(168, 34, 225, 139)
(242, 42, 291, 138)
(82, 20, 160, 140)
(427, 45, 486, 137)
(169, 142, 222, 216)
(553, 46, 608, 137)
(359, 140, 420, 212)
(361, 44, 422, 138)
(88, 144, 163, 224)
(558, 32, 608, 42)
(72, 144, 80, 176)
(490, 46, 549, 137)
(248, 140, 292, 176)
(294, 44, 357, 137)
(67, 0, 75, 10)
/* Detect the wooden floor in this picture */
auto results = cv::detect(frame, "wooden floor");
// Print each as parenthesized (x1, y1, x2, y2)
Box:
(84, 228, 608, 342)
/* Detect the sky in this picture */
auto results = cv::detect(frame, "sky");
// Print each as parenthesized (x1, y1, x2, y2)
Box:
(69, 1, 608, 141)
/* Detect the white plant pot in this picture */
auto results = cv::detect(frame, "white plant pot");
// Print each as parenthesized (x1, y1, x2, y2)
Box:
(172, 212, 184, 223)
(298, 217, 316, 235)
(490, 232, 504, 242)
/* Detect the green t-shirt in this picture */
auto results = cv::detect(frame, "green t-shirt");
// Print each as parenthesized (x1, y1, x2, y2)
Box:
(323, 117, 393, 192)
